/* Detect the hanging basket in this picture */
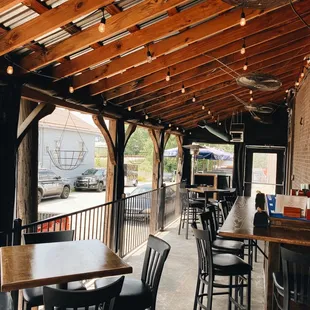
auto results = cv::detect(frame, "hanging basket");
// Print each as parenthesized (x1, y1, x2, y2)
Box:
(47, 149, 88, 170)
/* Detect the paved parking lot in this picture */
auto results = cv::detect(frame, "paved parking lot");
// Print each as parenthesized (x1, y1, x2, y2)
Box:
(38, 187, 136, 215)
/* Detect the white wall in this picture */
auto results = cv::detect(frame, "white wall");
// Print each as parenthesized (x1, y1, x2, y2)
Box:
(38, 127, 96, 185)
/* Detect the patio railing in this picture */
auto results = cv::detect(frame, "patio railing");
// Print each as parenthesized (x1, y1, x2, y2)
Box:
(6, 183, 181, 258)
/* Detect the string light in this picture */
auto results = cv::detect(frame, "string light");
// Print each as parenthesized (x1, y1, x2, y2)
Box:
(211, 114, 214, 119)
(128, 106, 132, 111)
(145, 114, 149, 120)
(6, 65, 13, 75)
(147, 46, 152, 63)
(158, 119, 162, 124)
(219, 122, 222, 126)
(165, 68, 170, 81)
(208, 109, 211, 115)
(69, 85, 74, 93)
(250, 96, 254, 102)
(240, 39, 246, 55)
(103, 97, 107, 106)
(243, 60, 248, 71)
(202, 105, 205, 110)
(300, 72, 305, 78)
(295, 81, 300, 87)
(192, 95, 196, 102)
(240, 8, 246, 26)
(249, 90, 253, 95)
(285, 89, 289, 93)
(169, 123, 172, 128)
(176, 127, 179, 130)
(98, 8, 106, 33)
(189, 132, 192, 135)
(181, 83, 185, 94)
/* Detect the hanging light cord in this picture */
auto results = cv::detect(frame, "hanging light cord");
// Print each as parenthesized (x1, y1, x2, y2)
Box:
(290, 0, 310, 30)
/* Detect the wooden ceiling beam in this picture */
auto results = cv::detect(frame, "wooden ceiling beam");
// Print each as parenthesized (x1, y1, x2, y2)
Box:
(122, 36, 310, 109)
(153, 68, 300, 119)
(0, 0, 21, 14)
(113, 28, 310, 105)
(19, 0, 190, 72)
(105, 13, 310, 101)
(0, 0, 114, 57)
(136, 50, 306, 114)
(52, 0, 210, 80)
(90, 1, 310, 96)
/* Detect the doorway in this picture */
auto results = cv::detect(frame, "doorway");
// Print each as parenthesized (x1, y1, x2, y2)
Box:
(244, 146, 286, 197)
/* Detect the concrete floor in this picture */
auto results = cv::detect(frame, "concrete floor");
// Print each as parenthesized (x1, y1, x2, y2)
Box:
(124, 220, 265, 310)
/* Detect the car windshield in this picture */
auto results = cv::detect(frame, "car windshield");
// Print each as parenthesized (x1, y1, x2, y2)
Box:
(82, 169, 97, 175)
(131, 186, 152, 195)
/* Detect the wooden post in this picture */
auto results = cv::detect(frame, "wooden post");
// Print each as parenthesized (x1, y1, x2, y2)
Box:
(16, 99, 39, 224)
(149, 129, 165, 234)
(0, 82, 21, 246)
(175, 135, 184, 214)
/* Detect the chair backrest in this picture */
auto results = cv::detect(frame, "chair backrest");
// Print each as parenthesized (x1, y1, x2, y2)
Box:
(218, 200, 230, 220)
(191, 223, 213, 275)
(23, 230, 74, 244)
(199, 211, 217, 242)
(281, 245, 310, 309)
(141, 235, 171, 305)
(43, 276, 124, 310)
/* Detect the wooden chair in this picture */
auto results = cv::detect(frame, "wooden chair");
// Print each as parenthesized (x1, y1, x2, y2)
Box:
(273, 244, 310, 310)
(22, 230, 85, 310)
(43, 276, 124, 310)
(95, 235, 171, 310)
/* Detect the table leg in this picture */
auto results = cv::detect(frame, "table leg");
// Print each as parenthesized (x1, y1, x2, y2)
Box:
(265, 242, 280, 310)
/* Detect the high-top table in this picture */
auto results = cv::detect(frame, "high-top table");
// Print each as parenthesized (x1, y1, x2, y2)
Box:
(219, 196, 310, 310)
(1, 239, 133, 309)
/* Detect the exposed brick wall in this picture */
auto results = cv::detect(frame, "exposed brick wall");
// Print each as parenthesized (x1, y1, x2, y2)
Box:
(292, 74, 310, 189)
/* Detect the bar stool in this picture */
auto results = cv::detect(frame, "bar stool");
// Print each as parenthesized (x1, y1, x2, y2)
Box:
(199, 211, 245, 258)
(273, 244, 310, 310)
(192, 223, 252, 310)
(178, 187, 205, 239)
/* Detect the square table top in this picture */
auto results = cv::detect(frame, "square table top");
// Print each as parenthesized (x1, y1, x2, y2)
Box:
(1, 239, 132, 292)
(188, 187, 235, 194)
(219, 196, 310, 247)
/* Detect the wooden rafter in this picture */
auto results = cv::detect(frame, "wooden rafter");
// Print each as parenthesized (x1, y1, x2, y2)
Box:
(0, 0, 21, 14)
(19, 0, 189, 72)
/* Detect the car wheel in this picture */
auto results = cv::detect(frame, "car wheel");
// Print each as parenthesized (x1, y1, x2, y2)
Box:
(61, 186, 70, 199)
(97, 182, 104, 192)
(38, 190, 42, 204)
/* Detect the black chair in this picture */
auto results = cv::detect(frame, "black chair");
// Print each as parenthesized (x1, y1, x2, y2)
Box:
(178, 186, 205, 239)
(22, 230, 86, 310)
(95, 235, 171, 310)
(192, 223, 252, 310)
(273, 245, 310, 310)
(199, 210, 244, 257)
(0, 292, 13, 310)
(43, 276, 124, 310)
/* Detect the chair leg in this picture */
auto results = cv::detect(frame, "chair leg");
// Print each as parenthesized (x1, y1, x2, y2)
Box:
(247, 270, 251, 310)
(254, 242, 258, 263)
(206, 276, 213, 310)
(178, 208, 183, 235)
(186, 206, 189, 239)
(193, 272, 201, 310)
(228, 276, 232, 310)
(234, 276, 239, 310)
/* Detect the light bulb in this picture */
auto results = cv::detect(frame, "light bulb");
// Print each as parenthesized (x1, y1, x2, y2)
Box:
(208, 109, 211, 115)
(285, 89, 289, 93)
(7, 65, 13, 75)
(241, 41, 246, 55)
(284, 97, 287, 100)
(307, 59, 310, 65)
(169, 123, 172, 128)
(301, 72, 305, 78)
(192, 96, 196, 102)
(103, 99, 107, 106)
(181, 84, 185, 93)
(176, 127, 179, 130)
(145, 114, 149, 120)
(147, 50, 152, 63)
(295, 81, 300, 87)
(243, 62, 248, 71)
(166, 70, 170, 81)
(202, 105, 205, 110)
(249, 90, 253, 95)
(128, 106, 132, 111)
(219, 122, 222, 126)
(211, 114, 214, 119)
(69, 86, 74, 93)
(98, 17, 106, 33)
(250, 96, 253, 102)
(158, 119, 162, 124)
(240, 11, 246, 26)
(189, 132, 192, 135)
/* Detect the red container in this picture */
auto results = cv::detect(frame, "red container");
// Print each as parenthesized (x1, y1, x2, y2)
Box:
(306, 209, 310, 220)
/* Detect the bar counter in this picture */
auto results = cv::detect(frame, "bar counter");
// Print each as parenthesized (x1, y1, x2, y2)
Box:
(219, 196, 310, 310)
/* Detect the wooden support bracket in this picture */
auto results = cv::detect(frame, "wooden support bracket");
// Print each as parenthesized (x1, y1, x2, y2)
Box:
(93, 115, 117, 166)
(176, 135, 184, 159)
(124, 123, 137, 148)
(17, 103, 55, 147)
(164, 133, 170, 149)
(148, 129, 161, 163)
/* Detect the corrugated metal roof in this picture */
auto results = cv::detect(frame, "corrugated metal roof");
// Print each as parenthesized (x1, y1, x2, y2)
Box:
(69, 47, 94, 60)
(117, 0, 144, 11)
(139, 13, 168, 29)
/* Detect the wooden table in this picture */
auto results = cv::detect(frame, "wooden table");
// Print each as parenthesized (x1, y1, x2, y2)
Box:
(0, 239, 132, 292)
(219, 196, 310, 310)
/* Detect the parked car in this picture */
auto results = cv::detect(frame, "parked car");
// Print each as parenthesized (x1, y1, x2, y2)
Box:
(163, 172, 174, 183)
(125, 184, 176, 219)
(38, 169, 70, 204)
(74, 168, 106, 192)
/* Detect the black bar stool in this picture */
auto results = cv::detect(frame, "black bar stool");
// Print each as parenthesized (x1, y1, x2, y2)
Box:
(192, 223, 252, 310)
(273, 244, 310, 310)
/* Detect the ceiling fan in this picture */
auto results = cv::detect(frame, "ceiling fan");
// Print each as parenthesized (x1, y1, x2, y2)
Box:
(236, 73, 282, 92)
